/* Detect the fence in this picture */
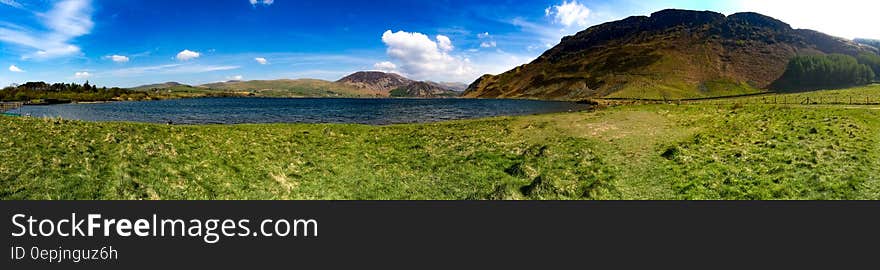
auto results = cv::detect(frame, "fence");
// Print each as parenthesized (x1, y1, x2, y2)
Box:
(1, 101, 24, 114)
(684, 95, 880, 106)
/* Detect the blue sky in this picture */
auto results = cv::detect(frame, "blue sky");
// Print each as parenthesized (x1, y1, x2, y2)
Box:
(1, 0, 877, 87)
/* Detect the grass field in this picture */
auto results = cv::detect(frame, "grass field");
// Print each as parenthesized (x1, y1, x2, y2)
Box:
(2, 90, 878, 199)
(689, 84, 880, 105)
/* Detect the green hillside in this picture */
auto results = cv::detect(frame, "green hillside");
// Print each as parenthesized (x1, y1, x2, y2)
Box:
(202, 79, 386, 98)
(464, 9, 876, 101)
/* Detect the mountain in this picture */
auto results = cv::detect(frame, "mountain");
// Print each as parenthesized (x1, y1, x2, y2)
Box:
(132, 72, 465, 98)
(337, 71, 463, 97)
(426, 81, 468, 92)
(131, 82, 188, 90)
(201, 79, 385, 98)
(337, 71, 413, 92)
(856, 38, 880, 50)
(464, 9, 878, 100)
(390, 81, 459, 98)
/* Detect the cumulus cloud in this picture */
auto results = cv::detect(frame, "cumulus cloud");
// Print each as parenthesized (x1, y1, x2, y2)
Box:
(176, 50, 201, 61)
(8, 65, 23, 72)
(477, 32, 491, 39)
(373, 61, 398, 73)
(546, 0, 591, 27)
(0, 0, 93, 59)
(254, 57, 268, 64)
(228, 75, 244, 81)
(380, 30, 475, 82)
(74, 71, 91, 78)
(436, 35, 453, 52)
(108, 54, 129, 63)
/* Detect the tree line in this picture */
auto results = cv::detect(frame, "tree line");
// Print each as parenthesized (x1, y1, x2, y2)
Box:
(772, 53, 877, 91)
(0, 81, 149, 102)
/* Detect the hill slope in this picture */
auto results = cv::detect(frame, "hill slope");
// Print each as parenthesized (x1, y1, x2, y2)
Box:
(338, 71, 463, 97)
(130, 82, 189, 91)
(464, 9, 877, 100)
(337, 71, 413, 92)
(390, 81, 459, 97)
(201, 79, 385, 98)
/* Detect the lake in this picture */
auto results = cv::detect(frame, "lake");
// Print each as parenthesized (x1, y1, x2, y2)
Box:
(16, 98, 590, 125)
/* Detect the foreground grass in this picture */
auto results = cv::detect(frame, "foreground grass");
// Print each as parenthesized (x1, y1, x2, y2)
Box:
(1, 103, 878, 200)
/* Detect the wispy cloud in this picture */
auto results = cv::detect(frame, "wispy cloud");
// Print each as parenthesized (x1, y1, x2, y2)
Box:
(0, 0, 22, 8)
(0, 0, 94, 59)
(104, 63, 239, 77)
(104, 54, 130, 63)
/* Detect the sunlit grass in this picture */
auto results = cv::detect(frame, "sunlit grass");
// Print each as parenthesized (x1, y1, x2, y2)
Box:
(2, 98, 877, 200)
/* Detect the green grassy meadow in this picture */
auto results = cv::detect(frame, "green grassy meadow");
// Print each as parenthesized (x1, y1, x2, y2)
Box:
(2, 86, 879, 199)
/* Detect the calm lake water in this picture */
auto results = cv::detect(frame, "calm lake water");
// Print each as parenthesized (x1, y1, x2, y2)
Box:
(17, 98, 590, 125)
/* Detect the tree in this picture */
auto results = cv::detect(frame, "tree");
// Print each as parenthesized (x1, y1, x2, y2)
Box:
(772, 54, 876, 91)
(857, 53, 880, 82)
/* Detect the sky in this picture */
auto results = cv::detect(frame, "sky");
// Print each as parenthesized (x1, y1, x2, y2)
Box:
(0, 0, 878, 88)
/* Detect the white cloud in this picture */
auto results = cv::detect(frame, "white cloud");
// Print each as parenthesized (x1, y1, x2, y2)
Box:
(8, 65, 23, 72)
(106, 64, 239, 77)
(373, 61, 398, 73)
(227, 75, 243, 81)
(254, 57, 268, 64)
(380, 30, 475, 82)
(477, 32, 497, 48)
(74, 71, 91, 78)
(108, 54, 129, 63)
(735, 0, 880, 39)
(436, 35, 453, 52)
(0, 0, 93, 59)
(1, 0, 22, 8)
(546, 0, 591, 27)
(176, 50, 201, 61)
(166, 65, 238, 73)
(249, 0, 273, 6)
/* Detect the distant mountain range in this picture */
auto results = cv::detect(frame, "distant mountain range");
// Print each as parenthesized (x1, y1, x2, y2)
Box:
(464, 9, 878, 100)
(132, 71, 463, 98)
